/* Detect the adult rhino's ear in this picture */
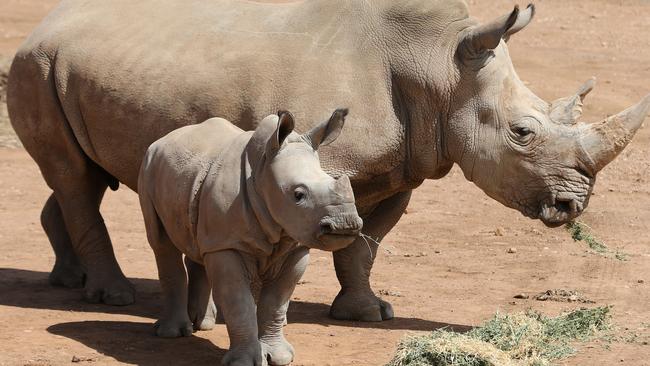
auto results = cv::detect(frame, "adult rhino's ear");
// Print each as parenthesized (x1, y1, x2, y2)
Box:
(503, 4, 535, 42)
(266, 110, 295, 155)
(459, 4, 534, 59)
(305, 108, 348, 150)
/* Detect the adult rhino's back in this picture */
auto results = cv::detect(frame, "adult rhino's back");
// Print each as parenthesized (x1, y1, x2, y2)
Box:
(10, 0, 397, 191)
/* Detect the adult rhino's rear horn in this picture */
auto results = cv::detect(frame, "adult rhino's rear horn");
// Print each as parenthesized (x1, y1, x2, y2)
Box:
(580, 94, 650, 172)
(550, 77, 596, 125)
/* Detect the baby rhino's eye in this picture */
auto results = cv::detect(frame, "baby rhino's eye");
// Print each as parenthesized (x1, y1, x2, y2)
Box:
(294, 188, 306, 203)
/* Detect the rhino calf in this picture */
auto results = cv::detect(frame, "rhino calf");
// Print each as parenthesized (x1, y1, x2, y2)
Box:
(138, 109, 361, 365)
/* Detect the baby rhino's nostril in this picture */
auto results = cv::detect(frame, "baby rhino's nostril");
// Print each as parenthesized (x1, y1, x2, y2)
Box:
(320, 222, 334, 234)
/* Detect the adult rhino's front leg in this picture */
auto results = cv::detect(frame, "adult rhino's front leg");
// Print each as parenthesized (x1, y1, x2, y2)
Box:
(330, 190, 412, 321)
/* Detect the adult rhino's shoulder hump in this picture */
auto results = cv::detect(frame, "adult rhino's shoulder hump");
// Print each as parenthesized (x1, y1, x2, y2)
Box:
(376, 0, 469, 22)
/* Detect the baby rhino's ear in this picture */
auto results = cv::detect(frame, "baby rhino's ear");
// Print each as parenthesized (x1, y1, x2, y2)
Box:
(266, 110, 295, 155)
(305, 108, 348, 150)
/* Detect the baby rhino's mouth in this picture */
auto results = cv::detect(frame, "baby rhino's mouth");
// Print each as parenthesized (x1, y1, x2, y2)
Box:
(317, 214, 363, 239)
(318, 216, 363, 237)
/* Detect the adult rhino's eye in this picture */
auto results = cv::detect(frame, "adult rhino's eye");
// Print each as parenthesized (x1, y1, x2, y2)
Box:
(512, 126, 533, 137)
(509, 118, 539, 147)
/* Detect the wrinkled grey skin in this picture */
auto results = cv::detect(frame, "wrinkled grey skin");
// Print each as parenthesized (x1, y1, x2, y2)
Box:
(8, 0, 649, 322)
(139, 109, 361, 366)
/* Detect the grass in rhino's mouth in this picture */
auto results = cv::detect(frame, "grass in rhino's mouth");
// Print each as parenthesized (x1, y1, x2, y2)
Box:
(360, 233, 381, 259)
(565, 221, 628, 261)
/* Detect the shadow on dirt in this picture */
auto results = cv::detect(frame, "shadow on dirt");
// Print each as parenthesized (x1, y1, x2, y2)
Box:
(288, 301, 472, 332)
(0, 267, 161, 319)
(47, 321, 226, 366)
(1, 268, 472, 333)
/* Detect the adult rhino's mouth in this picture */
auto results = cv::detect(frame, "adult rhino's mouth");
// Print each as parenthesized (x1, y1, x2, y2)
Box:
(539, 192, 586, 227)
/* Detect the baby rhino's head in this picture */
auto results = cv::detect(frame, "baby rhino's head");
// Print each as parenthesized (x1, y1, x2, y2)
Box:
(250, 109, 362, 251)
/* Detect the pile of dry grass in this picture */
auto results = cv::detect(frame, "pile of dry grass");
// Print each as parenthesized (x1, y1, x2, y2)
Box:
(386, 307, 611, 366)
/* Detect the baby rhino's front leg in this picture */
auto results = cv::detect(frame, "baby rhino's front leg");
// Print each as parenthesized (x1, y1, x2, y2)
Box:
(204, 250, 265, 366)
(258, 247, 310, 366)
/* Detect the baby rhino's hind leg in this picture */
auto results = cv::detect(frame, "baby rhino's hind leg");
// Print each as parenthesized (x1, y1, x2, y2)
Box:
(141, 198, 192, 338)
(185, 257, 217, 330)
(152, 235, 193, 337)
(258, 247, 310, 366)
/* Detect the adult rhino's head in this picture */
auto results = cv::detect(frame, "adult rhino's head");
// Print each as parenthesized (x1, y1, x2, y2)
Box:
(250, 109, 363, 250)
(445, 4, 649, 227)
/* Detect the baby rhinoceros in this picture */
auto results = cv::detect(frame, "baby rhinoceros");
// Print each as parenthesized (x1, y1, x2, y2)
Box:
(138, 108, 361, 366)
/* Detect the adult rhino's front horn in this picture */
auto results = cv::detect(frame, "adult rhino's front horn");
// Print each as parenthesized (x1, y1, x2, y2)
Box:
(579, 94, 650, 173)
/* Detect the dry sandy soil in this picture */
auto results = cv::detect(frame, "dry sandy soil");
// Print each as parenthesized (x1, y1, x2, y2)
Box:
(1, 1, 649, 365)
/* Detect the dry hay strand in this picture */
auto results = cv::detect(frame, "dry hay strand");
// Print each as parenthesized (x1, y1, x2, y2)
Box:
(388, 331, 518, 366)
(386, 307, 611, 366)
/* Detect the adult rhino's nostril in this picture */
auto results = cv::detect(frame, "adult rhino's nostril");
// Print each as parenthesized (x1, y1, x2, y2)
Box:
(555, 199, 571, 213)
(555, 198, 580, 215)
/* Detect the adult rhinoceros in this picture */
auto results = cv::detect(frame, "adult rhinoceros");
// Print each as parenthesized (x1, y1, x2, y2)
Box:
(8, 0, 649, 323)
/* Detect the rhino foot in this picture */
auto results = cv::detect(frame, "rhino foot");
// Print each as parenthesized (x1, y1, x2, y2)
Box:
(83, 277, 135, 306)
(261, 338, 294, 366)
(49, 262, 85, 288)
(222, 341, 266, 366)
(329, 289, 394, 322)
(154, 317, 193, 338)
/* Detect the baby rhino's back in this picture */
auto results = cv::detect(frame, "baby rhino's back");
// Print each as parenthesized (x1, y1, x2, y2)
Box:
(138, 118, 244, 259)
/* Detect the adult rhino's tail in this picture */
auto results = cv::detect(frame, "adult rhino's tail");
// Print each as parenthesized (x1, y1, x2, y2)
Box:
(7, 44, 134, 305)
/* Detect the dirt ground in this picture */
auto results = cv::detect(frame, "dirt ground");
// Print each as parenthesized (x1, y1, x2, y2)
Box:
(1, 1, 649, 365)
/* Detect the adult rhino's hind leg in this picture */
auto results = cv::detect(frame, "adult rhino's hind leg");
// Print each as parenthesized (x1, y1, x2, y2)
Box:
(7, 53, 134, 306)
(330, 190, 412, 321)
(51, 169, 134, 305)
(41, 194, 85, 288)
